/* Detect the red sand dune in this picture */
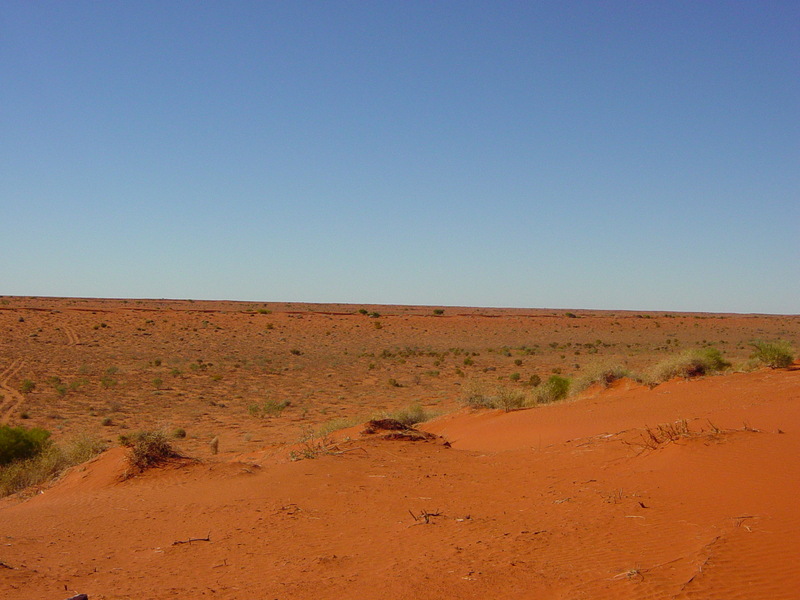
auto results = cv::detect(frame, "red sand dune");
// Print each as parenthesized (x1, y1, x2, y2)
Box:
(2, 366, 799, 599)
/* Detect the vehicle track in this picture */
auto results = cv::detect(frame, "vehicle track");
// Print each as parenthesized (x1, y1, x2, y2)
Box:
(0, 358, 27, 424)
(63, 326, 80, 345)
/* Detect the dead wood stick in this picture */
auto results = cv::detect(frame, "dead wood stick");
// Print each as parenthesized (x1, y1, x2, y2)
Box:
(172, 532, 211, 545)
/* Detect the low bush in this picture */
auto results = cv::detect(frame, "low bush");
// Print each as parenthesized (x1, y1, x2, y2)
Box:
(120, 430, 178, 471)
(0, 434, 105, 497)
(572, 363, 632, 394)
(534, 375, 571, 404)
(460, 380, 496, 409)
(494, 387, 527, 411)
(248, 399, 290, 418)
(0, 425, 50, 466)
(750, 340, 795, 369)
(379, 403, 434, 426)
(460, 381, 528, 412)
(647, 348, 730, 383)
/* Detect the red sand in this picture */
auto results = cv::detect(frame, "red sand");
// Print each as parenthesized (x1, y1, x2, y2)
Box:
(1, 298, 799, 598)
(2, 367, 799, 599)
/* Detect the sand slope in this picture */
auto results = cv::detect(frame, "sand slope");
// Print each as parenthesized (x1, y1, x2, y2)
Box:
(2, 366, 798, 599)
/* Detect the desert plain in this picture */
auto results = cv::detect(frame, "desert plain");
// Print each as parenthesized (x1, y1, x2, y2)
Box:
(1, 296, 799, 599)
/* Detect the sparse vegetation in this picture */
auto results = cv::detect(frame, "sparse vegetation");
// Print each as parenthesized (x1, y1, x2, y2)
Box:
(460, 381, 528, 411)
(47, 376, 68, 396)
(290, 428, 343, 461)
(572, 362, 632, 394)
(248, 399, 290, 418)
(534, 375, 571, 404)
(120, 430, 178, 472)
(0, 425, 50, 466)
(0, 433, 106, 497)
(378, 403, 434, 426)
(314, 417, 361, 438)
(647, 347, 730, 383)
(19, 379, 35, 394)
(750, 340, 795, 369)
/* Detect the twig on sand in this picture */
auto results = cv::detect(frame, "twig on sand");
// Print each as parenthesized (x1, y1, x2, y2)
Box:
(409, 509, 442, 525)
(172, 532, 211, 545)
(612, 567, 644, 581)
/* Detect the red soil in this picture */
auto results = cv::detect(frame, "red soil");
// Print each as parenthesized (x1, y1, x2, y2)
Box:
(1, 297, 798, 599)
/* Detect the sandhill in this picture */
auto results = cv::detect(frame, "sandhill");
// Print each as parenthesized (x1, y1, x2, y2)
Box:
(1, 297, 798, 599)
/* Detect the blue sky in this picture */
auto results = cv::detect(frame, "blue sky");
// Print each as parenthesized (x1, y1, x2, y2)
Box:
(2, 1, 798, 313)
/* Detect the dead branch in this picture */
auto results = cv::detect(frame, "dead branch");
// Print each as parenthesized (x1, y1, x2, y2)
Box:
(172, 532, 211, 546)
(409, 509, 443, 525)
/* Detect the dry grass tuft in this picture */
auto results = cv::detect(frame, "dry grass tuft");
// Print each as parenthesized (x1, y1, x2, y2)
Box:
(646, 348, 730, 384)
(460, 380, 529, 411)
(571, 362, 632, 394)
(375, 403, 436, 426)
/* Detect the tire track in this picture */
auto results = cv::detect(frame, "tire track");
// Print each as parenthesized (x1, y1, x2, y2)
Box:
(63, 325, 80, 345)
(0, 358, 27, 424)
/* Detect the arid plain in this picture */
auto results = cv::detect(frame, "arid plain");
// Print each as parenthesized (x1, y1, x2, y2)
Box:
(1, 296, 799, 599)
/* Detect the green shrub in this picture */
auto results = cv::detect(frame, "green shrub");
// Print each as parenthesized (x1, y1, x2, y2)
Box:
(0, 434, 106, 497)
(433, 309, 445, 316)
(19, 379, 35, 394)
(750, 340, 795, 369)
(648, 348, 730, 383)
(534, 376, 571, 404)
(0, 425, 51, 466)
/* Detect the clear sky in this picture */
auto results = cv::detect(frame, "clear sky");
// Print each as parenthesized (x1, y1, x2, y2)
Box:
(2, 1, 798, 313)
